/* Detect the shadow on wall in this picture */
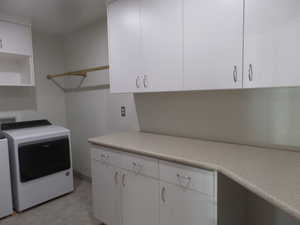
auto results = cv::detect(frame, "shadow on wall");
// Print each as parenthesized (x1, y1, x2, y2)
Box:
(134, 87, 300, 150)
(0, 87, 36, 111)
(218, 173, 300, 225)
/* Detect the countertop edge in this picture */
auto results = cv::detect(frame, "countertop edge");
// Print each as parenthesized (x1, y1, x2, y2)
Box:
(88, 138, 300, 221)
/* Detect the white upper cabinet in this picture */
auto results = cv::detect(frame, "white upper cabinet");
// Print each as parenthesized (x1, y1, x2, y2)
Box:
(183, 0, 244, 90)
(108, 0, 300, 92)
(0, 20, 35, 86)
(107, 0, 142, 93)
(0, 21, 33, 56)
(140, 0, 183, 92)
(244, 0, 300, 88)
(108, 0, 183, 93)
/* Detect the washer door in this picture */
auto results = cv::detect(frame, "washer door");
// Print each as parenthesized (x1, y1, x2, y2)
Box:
(18, 136, 71, 182)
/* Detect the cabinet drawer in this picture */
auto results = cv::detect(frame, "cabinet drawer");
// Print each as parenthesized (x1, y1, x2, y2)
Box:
(121, 153, 159, 178)
(91, 147, 123, 168)
(159, 161, 215, 196)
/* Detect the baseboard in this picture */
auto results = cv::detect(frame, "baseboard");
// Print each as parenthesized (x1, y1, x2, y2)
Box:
(73, 170, 92, 183)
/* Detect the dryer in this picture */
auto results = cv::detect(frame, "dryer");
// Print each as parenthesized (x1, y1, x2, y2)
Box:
(2, 120, 74, 212)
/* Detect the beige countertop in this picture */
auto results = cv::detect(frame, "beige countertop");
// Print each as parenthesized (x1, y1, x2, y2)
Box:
(88, 131, 300, 221)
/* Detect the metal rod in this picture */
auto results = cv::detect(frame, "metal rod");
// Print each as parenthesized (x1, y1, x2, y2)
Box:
(77, 76, 87, 88)
(49, 78, 65, 92)
(47, 65, 109, 79)
(64, 84, 110, 93)
(46, 65, 110, 92)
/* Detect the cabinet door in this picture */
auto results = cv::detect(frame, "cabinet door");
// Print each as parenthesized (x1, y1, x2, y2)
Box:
(91, 159, 121, 225)
(107, 0, 142, 93)
(183, 0, 243, 90)
(160, 181, 216, 225)
(0, 21, 33, 56)
(121, 171, 159, 225)
(244, 0, 300, 88)
(140, 0, 183, 92)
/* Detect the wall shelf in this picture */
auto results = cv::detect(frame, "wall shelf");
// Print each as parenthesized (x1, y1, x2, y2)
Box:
(0, 52, 35, 86)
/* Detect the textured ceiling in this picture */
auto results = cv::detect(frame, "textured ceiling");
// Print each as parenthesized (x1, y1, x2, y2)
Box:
(0, 0, 107, 35)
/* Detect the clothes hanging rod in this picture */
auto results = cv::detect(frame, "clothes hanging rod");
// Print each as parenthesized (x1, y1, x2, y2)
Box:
(46, 65, 110, 92)
(47, 65, 109, 79)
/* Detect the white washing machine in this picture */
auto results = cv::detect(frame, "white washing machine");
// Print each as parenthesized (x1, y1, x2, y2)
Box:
(2, 120, 74, 212)
(0, 135, 13, 218)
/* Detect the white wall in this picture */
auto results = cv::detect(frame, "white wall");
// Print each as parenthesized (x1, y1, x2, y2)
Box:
(135, 88, 300, 151)
(219, 173, 300, 225)
(247, 191, 300, 225)
(33, 32, 67, 126)
(0, 32, 66, 126)
(63, 21, 139, 177)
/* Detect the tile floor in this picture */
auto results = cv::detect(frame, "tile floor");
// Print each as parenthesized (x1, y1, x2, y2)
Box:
(0, 178, 98, 225)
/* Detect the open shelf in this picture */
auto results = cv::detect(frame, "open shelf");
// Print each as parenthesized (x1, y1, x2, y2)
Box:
(0, 52, 35, 86)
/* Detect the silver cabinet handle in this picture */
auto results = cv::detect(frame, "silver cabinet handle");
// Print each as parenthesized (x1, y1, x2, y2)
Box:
(233, 65, 238, 83)
(177, 173, 191, 181)
(136, 76, 141, 88)
(143, 75, 148, 88)
(122, 173, 126, 187)
(114, 171, 119, 185)
(0, 39, 2, 48)
(100, 153, 109, 163)
(248, 64, 253, 82)
(132, 162, 143, 167)
(177, 173, 191, 187)
(132, 162, 143, 174)
(161, 187, 166, 203)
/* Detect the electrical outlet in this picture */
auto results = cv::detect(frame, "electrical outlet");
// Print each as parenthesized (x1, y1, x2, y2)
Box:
(121, 106, 126, 117)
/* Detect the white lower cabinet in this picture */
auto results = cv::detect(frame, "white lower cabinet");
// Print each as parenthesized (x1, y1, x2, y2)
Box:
(91, 149, 121, 225)
(122, 171, 159, 225)
(159, 181, 216, 225)
(91, 147, 159, 225)
(159, 161, 217, 225)
(91, 147, 217, 225)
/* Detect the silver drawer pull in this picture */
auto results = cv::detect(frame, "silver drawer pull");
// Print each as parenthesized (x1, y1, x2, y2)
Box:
(100, 153, 109, 162)
(114, 171, 119, 185)
(122, 173, 126, 187)
(177, 173, 191, 181)
(132, 162, 143, 174)
(177, 173, 191, 187)
(161, 187, 166, 203)
(248, 64, 253, 81)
